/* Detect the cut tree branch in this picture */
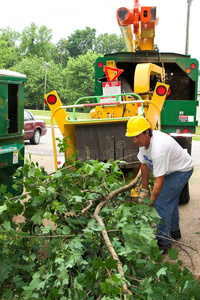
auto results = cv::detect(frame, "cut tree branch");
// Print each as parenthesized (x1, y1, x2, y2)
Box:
(93, 169, 141, 299)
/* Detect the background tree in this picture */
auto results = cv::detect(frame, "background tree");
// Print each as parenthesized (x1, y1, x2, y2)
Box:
(53, 38, 69, 68)
(63, 51, 100, 106)
(0, 27, 20, 46)
(66, 27, 96, 58)
(94, 33, 125, 55)
(13, 57, 63, 109)
(19, 23, 55, 61)
(0, 27, 21, 69)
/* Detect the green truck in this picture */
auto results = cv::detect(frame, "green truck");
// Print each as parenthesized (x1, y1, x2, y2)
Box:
(94, 51, 198, 203)
(0, 70, 27, 196)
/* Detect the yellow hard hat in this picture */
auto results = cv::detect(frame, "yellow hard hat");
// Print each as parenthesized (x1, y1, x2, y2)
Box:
(126, 116, 150, 137)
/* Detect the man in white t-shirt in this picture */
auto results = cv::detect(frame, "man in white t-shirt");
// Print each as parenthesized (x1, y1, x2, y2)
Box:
(126, 116, 193, 254)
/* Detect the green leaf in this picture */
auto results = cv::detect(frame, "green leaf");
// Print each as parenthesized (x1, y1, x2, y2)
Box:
(3, 220, 11, 231)
(122, 224, 146, 246)
(41, 225, 52, 234)
(61, 225, 71, 235)
(156, 267, 167, 278)
(55, 257, 65, 264)
(37, 281, 45, 290)
(31, 211, 43, 225)
(105, 257, 118, 270)
(43, 211, 52, 219)
(28, 166, 35, 178)
(54, 170, 62, 178)
(22, 255, 29, 262)
(3, 289, 13, 299)
(168, 247, 179, 260)
(31, 253, 37, 261)
(0, 204, 7, 213)
(38, 186, 46, 194)
(73, 195, 83, 203)
(71, 185, 82, 195)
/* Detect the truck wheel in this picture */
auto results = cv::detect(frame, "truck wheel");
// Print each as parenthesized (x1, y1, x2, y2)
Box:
(30, 129, 41, 145)
(179, 182, 190, 204)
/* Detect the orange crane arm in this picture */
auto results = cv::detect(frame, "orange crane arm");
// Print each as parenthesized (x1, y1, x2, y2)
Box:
(117, 0, 157, 51)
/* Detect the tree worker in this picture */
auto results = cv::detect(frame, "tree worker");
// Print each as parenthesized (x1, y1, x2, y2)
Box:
(126, 115, 194, 254)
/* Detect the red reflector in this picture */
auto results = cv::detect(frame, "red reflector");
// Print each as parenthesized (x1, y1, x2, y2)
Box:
(191, 63, 196, 69)
(167, 87, 171, 97)
(189, 129, 193, 134)
(44, 98, 47, 105)
(47, 94, 57, 105)
(98, 62, 104, 68)
(183, 128, 188, 134)
(156, 85, 167, 96)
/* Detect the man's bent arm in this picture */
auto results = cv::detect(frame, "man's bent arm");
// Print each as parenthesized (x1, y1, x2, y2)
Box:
(141, 163, 150, 190)
(150, 175, 165, 206)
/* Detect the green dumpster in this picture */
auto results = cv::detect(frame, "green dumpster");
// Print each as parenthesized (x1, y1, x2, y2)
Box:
(0, 70, 27, 196)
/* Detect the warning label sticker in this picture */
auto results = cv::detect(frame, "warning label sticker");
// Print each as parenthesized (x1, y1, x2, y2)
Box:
(101, 81, 121, 103)
(178, 115, 194, 122)
(13, 151, 19, 164)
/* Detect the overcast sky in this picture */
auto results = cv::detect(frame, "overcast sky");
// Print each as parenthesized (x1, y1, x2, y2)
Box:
(1, 0, 199, 64)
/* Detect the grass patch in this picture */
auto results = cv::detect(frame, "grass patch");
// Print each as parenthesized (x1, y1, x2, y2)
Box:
(29, 109, 90, 125)
(193, 126, 200, 141)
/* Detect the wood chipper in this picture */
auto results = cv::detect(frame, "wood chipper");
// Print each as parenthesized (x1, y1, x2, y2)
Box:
(44, 73, 169, 199)
(45, 0, 198, 204)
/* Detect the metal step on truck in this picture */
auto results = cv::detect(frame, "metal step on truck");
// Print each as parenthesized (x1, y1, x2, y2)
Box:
(44, 0, 198, 204)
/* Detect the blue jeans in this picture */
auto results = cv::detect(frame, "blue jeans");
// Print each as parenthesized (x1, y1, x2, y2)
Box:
(154, 168, 193, 245)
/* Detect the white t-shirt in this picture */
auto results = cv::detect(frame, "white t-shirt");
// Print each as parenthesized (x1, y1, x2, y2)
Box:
(137, 130, 193, 177)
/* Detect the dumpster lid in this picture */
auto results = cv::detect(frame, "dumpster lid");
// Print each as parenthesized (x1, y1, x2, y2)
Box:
(0, 69, 27, 79)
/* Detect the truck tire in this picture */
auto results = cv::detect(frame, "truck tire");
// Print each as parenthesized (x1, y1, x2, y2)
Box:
(179, 182, 190, 204)
(30, 129, 41, 145)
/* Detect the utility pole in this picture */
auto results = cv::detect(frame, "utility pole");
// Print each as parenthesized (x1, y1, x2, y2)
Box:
(43, 62, 51, 110)
(185, 0, 193, 55)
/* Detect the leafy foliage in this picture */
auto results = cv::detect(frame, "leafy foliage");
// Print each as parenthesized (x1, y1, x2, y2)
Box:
(94, 33, 125, 55)
(0, 150, 199, 299)
(63, 51, 100, 105)
(66, 27, 96, 58)
(19, 22, 55, 61)
(0, 27, 21, 69)
(13, 57, 63, 109)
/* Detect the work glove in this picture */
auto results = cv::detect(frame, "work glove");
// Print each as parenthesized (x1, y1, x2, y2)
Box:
(138, 188, 150, 204)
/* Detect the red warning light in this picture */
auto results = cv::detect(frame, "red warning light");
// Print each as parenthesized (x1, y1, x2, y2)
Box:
(156, 85, 167, 96)
(183, 128, 188, 134)
(47, 94, 57, 105)
(190, 63, 196, 69)
(98, 62, 104, 68)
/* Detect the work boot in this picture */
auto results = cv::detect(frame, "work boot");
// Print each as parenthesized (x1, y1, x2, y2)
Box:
(158, 242, 172, 254)
(171, 229, 181, 240)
